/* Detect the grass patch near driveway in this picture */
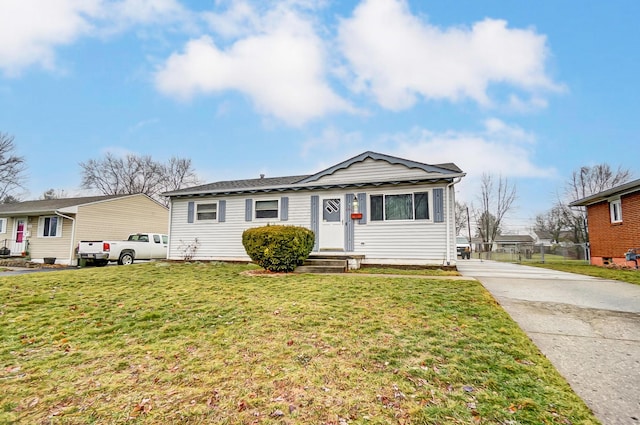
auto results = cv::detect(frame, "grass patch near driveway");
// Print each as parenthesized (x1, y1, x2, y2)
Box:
(0, 262, 598, 424)
(349, 267, 460, 277)
(530, 261, 640, 286)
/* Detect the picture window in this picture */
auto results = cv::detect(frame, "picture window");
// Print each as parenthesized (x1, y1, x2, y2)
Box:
(370, 192, 430, 221)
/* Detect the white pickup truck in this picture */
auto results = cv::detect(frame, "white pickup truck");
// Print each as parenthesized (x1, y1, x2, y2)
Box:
(77, 233, 168, 266)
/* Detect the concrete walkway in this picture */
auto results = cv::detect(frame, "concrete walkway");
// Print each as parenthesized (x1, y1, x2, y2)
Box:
(456, 259, 640, 425)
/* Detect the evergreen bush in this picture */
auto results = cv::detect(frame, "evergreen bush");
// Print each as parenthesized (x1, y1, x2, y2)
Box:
(242, 225, 315, 272)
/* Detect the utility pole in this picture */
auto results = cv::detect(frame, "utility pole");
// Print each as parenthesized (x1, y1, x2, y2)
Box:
(466, 207, 473, 255)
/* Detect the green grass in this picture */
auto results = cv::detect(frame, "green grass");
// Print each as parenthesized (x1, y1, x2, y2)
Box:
(528, 261, 640, 286)
(0, 262, 599, 424)
(349, 267, 461, 276)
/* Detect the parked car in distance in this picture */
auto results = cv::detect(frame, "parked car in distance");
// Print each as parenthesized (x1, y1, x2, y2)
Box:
(77, 233, 168, 266)
(456, 236, 471, 259)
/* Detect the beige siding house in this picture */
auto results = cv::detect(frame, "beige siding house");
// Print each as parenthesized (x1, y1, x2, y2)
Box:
(0, 194, 169, 265)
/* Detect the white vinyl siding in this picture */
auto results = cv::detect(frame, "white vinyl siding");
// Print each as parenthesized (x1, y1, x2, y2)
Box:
(170, 193, 307, 260)
(311, 158, 443, 185)
(168, 184, 455, 263)
(354, 186, 448, 261)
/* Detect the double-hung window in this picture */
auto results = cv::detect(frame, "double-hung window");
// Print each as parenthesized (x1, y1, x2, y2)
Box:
(0, 218, 6, 234)
(39, 216, 61, 237)
(609, 199, 622, 223)
(370, 192, 430, 221)
(196, 202, 217, 221)
(255, 200, 278, 219)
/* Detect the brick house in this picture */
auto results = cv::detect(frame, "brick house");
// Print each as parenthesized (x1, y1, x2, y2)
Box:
(570, 178, 640, 267)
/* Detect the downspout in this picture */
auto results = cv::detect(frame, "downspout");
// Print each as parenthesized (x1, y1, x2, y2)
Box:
(55, 211, 76, 266)
(445, 177, 463, 265)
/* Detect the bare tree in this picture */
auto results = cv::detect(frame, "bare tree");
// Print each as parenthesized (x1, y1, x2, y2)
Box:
(561, 163, 632, 243)
(159, 157, 200, 194)
(80, 153, 200, 205)
(454, 200, 468, 236)
(0, 132, 27, 200)
(473, 173, 517, 248)
(2, 194, 20, 204)
(41, 188, 67, 200)
(565, 164, 632, 201)
(533, 205, 566, 244)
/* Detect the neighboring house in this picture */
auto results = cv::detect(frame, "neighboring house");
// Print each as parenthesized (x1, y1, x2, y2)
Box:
(534, 230, 576, 247)
(164, 151, 465, 267)
(534, 230, 553, 247)
(0, 194, 169, 265)
(494, 234, 535, 251)
(570, 178, 640, 267)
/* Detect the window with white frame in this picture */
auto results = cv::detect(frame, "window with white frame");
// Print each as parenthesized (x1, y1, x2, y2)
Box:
(370, 192, 430, 221)
(255, 200, 278, 219)
(0, 218, 6, 234)
(196, 202, 217, 221)
(609, 199, 622, 223)
(39, 216, 62, 237)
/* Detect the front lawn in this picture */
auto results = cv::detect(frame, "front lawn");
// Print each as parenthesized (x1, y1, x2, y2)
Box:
(530, 261, 640, 286)
(349, 267, 460, 277)
(0, 262, 598, 424)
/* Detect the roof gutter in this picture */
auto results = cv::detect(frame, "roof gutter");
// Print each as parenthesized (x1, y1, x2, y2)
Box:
(55, 211, 76, 266)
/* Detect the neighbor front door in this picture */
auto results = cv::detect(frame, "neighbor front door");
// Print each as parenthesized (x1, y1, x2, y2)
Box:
(12, 218, 26, 255)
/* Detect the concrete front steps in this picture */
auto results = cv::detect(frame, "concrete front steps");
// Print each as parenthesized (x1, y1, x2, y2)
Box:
(295, 254, 364, 274)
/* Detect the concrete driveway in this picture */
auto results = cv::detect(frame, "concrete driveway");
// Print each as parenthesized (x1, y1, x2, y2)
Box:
(456, 259, 640, 425)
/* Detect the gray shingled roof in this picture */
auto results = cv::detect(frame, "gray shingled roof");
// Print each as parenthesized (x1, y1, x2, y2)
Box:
(164, 151, 465, 197)
(495, 234, 535, 243)
(168, 175, 311, 196)
(0, 194, 133, 215)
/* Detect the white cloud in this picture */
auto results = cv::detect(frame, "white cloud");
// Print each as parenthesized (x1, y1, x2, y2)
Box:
(202, 1, 261, 39)
(0, 0, 189, 76)
(384, 120, 556, 206)
(301, 126, 363, 158)
(299, 119, 556, 208)
(110, 0, 188, 24)
(338, 0, 561, 110)
(390, 120, 554, 178)
(154, 7, 352, 126)
(0, 0, 101, 75)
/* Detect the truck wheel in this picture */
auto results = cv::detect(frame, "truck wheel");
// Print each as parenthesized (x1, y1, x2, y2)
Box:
(118, 252, 134, 265)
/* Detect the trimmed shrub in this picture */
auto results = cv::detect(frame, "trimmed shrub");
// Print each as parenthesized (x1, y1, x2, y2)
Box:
(242, 225, 315, 272)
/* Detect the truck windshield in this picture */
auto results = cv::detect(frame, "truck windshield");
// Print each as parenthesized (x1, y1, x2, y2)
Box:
(128, 234, 149, 242)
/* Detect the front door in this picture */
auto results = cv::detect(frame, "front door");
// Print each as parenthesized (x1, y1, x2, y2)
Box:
(13, 218, 26, 255)
(319, 197, 344, 250)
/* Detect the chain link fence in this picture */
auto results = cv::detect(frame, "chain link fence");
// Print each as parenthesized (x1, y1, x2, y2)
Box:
(468, 243, 589, 264)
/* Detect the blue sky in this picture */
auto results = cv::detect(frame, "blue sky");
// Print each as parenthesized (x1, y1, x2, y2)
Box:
(1, 0, 638, 233)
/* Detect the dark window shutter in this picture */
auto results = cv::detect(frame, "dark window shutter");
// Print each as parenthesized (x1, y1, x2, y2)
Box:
(310, 195, 319, 251)
(187, 201, 194, 223)
(281, 197, 289, 221)
(434, 188, 444, 223)
(245, 199, 253, 221)
(218, 200, 226, 222)
(345, 194, 354, 251)
(357, 192, 367, 224)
